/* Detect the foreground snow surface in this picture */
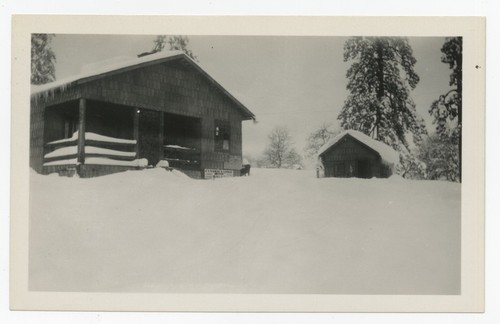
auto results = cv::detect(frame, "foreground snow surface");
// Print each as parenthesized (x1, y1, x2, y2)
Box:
(29, 168, 461, 294)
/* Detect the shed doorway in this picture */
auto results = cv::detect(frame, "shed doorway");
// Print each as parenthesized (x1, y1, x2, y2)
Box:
(333, 162, 346, 178)
(358, 160, 372, 178)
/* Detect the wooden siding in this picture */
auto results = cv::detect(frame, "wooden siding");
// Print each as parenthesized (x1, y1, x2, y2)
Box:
(320, 135, 391, 178)
(30, 59, 247, 174)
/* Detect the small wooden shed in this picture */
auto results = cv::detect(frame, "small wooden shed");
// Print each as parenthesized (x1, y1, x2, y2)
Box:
(317, 130, 399, 178)
(30, 51, 255, 178)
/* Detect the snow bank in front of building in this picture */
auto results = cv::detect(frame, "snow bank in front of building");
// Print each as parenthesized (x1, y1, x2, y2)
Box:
(155, 160, 170, 168)
(318, 130, 400, 165)
(85, 157, 147, 167)
(29, 167, 460, 294)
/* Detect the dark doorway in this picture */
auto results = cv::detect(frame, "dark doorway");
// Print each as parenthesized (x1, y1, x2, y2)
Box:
(138, 109, 161, 166)
(358, 160, 372, 178)
(333, 163, 346, 177)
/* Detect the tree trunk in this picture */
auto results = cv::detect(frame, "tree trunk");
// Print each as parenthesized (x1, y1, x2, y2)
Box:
(457, 52, 462, 183)
(375, 41, 385, 141)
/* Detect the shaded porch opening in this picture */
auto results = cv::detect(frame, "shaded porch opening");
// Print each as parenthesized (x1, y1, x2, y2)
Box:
(42, 99, 139, 176)
(44, 100, 135, 144)
(43, 100, 80, 144)
(41, 101, 205, 177)
(163, 112, 202, 170)
(85, 100, 135, 141)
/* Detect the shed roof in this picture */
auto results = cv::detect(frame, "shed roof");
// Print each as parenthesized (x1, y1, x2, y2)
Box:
(31, 50, 255, 120)
(317, 130, 400, 165)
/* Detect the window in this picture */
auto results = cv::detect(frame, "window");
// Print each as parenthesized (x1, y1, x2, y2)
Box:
(215, 121, 230, 152)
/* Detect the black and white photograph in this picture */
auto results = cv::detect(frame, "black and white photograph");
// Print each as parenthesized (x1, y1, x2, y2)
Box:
(9, 15, 485, 312)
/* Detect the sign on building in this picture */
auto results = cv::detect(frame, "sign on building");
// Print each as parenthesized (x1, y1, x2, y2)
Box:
(204, 169, 234, 179)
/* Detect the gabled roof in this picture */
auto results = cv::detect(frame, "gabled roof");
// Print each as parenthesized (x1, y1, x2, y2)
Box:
(317, 130, 400, 165)
(31, 50, 255, 120)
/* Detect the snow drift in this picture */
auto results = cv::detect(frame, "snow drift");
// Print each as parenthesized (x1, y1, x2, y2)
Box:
(28, 168, 460, 294)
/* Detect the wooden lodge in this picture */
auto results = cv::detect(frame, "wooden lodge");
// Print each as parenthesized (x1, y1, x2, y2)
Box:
(30, 51, 255, 178)
(317, 130, 399, 179)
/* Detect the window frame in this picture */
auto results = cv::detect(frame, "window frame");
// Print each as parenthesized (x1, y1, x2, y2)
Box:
(214, 120, 230, 153)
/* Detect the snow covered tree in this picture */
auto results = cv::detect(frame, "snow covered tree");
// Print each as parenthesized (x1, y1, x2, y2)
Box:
(263, 126, 302, 168)
(146, 35, 198, 62)
(396, 152, 426, 180)
(31, 34, 56, 85)
(338, 37, 427, 153)
(429, 37, 462, 182)
(417, 134, 459, 182)
(304, 123, 340, 158)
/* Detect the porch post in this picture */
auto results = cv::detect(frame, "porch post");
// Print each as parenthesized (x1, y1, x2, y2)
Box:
(133, 108, 140, 156)
(159, 112, 164, 161)
(77, 98, 86, 165)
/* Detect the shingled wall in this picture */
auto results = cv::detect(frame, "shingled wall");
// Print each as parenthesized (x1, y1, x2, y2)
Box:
(30, 58, 247, 175)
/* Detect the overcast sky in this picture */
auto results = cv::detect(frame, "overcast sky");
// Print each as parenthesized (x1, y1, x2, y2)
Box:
(50, 35, 451, 158)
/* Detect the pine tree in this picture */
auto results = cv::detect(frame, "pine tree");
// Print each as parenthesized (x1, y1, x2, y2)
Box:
(145, 35, 198, 62)
(152, 35, 167, 52)
(31, 34, 56, 85)
(429, 37, 462, 182)
(338, 37, 427, 153)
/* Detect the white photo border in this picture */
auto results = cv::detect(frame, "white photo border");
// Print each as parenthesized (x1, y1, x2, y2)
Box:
(10, 15, 485, 312)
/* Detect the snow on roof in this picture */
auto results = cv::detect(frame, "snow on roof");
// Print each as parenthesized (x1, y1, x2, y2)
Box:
(317, 130, 400, 165)
(31, 50, 186, 96)
(31, 50, 256, 120)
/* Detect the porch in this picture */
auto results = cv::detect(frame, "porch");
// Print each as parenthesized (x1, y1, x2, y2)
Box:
(42, 98, 202, 177)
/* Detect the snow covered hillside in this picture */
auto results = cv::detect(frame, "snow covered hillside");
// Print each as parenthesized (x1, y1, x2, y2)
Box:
(28, 168, 461, 294)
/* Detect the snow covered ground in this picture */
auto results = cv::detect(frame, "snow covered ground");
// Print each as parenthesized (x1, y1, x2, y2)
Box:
(28, 168, 461, 294)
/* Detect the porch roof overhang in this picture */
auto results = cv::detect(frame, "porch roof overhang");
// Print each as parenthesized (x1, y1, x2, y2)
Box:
(31, 51, 256, 121)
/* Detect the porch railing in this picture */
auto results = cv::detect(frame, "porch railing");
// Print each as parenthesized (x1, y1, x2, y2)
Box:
(43, 131, 137, 167)
(163, 145, 201, 170)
